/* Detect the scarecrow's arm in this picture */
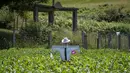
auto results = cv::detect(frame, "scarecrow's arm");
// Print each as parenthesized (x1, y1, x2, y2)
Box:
(69, 45, 80, 52)
(52, 45, 64, 53)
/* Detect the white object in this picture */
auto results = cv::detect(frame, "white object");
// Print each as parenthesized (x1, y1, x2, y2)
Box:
(61, 37, 70, 44)
(116, 32, 120, 36)
(52, 45, 80, 61)
(50, 53, 54, 59)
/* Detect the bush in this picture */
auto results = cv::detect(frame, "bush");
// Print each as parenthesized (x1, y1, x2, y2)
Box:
(78, 19, 130, 33)
(0, 6, 14, 29)
(78, 4, 130, 23)
(97, 5, 126, 22)
(18, 22, 51, 47)
(0, 29, 13, 49)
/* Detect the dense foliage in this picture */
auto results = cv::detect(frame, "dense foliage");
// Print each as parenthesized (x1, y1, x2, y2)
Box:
(0, 6, 14, 29)
(78, 4, 130, 23)
(0, 48, 130, 72)
(0, 0, 48, 8)
(0, 29, 13, 49)
(0, 0, 130, 49)
(19, 22, 50, 44)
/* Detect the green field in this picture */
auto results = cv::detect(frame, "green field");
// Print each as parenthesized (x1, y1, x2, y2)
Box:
(53, 0, 129, 8)
(0, 0, 130, 72)
(0, 48, 130, 72)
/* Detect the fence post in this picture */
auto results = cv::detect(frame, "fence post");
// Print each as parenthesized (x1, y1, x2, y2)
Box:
(48, 11, 54, 48)
(72, 10, 77, 32)
(128, 34, 130, 51)
(33, 4, 38, 22)
(82, 31, 88, 49)
(97, 32, 101, 49)
(12, 10, 16, 47)
(108, 33, 112, 48)
(117, 33, 121, 49)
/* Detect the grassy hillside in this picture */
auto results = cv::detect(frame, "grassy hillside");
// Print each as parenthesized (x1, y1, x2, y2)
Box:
(53, 0, 129, 8)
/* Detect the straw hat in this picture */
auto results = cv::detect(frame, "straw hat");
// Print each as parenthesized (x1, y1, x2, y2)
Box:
(61, 37, 70, 43)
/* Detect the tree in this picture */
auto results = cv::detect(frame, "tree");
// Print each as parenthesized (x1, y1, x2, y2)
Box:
(0, 0, 48, 10)
(0, 0, 49, 19)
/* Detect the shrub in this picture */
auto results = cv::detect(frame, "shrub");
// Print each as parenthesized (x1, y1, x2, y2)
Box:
(78, 19, 130, 33)
(0, 6, 14, 29)
(97, 5, 126, 22)
(19, 22, 51, 47)
(78, 4, 130, 23)
(0, 29, 13, 49)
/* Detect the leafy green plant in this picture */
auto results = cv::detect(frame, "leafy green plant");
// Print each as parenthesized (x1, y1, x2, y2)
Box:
(0, 48, 130, 72)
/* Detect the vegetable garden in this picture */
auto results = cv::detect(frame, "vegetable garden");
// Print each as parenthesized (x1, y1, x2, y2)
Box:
(0, 48, 130, 72)
(0, 0, 130, 72)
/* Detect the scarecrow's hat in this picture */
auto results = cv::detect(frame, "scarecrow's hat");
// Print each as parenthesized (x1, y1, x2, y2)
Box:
(61, 37, 70, 44)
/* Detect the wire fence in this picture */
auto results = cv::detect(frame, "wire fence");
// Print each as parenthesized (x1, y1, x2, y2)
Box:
(82, 31, 130, 50)
(1, 30, 130, 50)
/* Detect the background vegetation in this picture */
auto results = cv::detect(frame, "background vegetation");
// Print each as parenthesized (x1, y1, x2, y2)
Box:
(0, 0, 130, 49)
